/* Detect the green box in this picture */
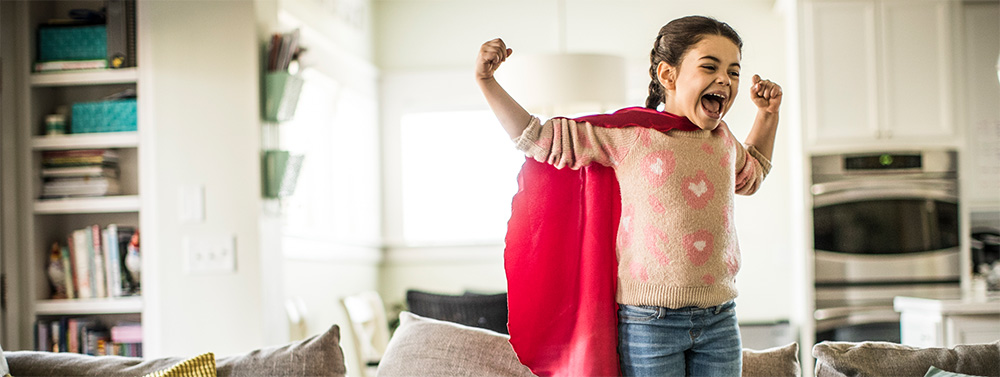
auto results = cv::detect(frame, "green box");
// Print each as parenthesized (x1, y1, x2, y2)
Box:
(71, 99, 138, 134)
(262, 72, 303, 122)
(262, 150, 304, 198)
(38, 24, 107, 62)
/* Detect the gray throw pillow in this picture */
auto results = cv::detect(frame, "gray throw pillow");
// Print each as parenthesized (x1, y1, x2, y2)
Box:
(743, 342, 800, 377)
(377, 311, 536, 377)
(4, 324, 346, 377)
(813, 341, 1000, 377)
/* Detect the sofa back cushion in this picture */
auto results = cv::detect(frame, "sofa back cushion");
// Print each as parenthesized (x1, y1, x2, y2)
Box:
(377, 311, 535, 377)
(743, 342, 800, 377)
(1, 342, 10, 377)
(813, 341, 1000, 377)
(379, 311, 801, 377)
(5, 324, 346, 377)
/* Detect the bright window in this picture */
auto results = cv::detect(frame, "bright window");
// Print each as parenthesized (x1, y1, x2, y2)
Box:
(400, 111, 526, 244)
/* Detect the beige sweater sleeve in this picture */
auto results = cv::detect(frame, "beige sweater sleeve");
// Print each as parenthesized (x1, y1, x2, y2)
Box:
(513, 116, 639, 170)
(722, 122, 772, 196)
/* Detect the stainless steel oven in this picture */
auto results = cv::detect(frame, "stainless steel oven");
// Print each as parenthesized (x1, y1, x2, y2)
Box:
(812, 150, 961, 342)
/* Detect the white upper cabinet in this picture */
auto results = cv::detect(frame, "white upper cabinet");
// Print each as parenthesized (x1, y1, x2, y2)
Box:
(801, 0, 958, 149)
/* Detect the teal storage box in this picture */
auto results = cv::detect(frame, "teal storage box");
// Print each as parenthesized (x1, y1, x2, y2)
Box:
(37, 24, 107, 62)
(71, 99, 137, 133)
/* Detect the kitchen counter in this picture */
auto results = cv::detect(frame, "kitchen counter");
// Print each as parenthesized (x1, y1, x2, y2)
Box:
(894, 294, 1000, 348)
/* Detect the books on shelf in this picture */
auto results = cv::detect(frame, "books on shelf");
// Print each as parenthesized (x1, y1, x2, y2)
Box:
(40, 149, 121, 199)
(33, 59, 108, 72)
(50, 224, 139, 300)
(35, 317, 141, 356)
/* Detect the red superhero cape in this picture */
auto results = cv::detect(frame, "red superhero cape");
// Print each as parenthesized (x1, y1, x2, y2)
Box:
(505, 107, 698, 377)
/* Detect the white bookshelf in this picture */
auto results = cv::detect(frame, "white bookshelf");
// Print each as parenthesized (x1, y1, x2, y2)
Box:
(34, 195, 141, 215)
(35, 297, 143, 315)
(0, 0, 147, 353)
(30, 68, 138, 87)
(32, 132, 140, 150)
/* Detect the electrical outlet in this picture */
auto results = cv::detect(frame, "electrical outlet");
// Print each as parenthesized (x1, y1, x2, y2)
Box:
(183, 234, 236, 274)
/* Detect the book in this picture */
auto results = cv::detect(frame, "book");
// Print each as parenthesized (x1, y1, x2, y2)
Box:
(42, 165, 119, 178)
(33, 59, 108, 72)
(70, 229, 92, 299)
(40, 177, 121, 198)
(90, 225, 107, 298)
(60, 245, 76, 299)
(36, 321, 50, 351)
(42, 149, 119, 168)
(110, 322, 142, 344)
(102, 224, 125, 297)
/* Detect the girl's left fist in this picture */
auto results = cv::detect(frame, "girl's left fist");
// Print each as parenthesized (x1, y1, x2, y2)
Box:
(750, 74, 782, 114)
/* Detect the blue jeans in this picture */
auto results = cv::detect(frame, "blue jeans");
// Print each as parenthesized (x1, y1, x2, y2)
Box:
(617, 301, 742, 377)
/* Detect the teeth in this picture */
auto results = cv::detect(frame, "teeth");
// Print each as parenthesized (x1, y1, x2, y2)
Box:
(707, 93, 726, 100)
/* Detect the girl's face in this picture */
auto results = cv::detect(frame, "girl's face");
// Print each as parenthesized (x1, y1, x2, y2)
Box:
(659, 35, 741, 130)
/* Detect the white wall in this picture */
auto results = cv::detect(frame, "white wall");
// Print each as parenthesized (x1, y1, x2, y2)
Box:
(270, 1, 382, 376)
(376, 0, 797, 322)
(140, 0, 270, 357)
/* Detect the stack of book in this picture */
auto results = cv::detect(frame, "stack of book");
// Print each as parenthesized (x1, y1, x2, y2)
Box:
(40, 149, 121, 199)
(50, 224, 139, 300)
(35, 317, 142, 356)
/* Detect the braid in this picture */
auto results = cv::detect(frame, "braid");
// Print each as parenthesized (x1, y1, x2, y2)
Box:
(645, 37, 664, 109)
(645, 78, 662, 110)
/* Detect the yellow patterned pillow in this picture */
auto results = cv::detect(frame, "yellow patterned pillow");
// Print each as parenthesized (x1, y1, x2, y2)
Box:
(142, 352, 216, 377)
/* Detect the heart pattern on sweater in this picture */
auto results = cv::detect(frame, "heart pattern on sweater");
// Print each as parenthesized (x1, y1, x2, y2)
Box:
(618, 204, 635, 249)
(702, 274, 716, 285)
(647, 195, 666, 214)
(641, 150, 675, 187)
(629, 261, 649, 282)
(681, 170, 714, 209)
(644, 224, 671, 266)
(683, 229, 714, 266)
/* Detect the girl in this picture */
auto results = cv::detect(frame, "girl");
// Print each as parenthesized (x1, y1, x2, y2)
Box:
(476, 15, 782, 377)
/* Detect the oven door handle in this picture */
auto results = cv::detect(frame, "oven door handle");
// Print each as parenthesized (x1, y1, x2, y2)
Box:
(812, 184, 957, 207)
(814, 306, 901, 332)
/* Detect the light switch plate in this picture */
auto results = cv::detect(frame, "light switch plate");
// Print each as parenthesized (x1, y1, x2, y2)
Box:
(183, 234, 236, 274)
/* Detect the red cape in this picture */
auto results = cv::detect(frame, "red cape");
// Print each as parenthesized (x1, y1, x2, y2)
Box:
(505, 107, 698, 377)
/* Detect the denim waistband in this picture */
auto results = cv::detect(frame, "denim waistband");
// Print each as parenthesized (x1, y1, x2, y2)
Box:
(623, 300, 735, 318)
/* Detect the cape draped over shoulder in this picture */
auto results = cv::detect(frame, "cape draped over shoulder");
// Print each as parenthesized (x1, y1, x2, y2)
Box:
(504, 107, 698, 377)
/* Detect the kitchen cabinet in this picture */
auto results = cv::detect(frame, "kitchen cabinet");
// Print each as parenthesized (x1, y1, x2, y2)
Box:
(800, 0, 958, 149)
(895, 295, 1000, 348)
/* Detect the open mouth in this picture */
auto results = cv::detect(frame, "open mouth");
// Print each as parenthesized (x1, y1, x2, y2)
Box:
(700, 92, 727, 119)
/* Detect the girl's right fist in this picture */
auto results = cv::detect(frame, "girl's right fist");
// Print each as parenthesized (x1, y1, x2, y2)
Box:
(476, 38, 512, 81)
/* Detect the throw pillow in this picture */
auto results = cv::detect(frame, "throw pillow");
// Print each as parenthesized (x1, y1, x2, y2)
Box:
(4, 324, 346, 377)
(377, 311, 536, 377)
(925, 366, 989, 377)
(216, 324, 346, 377)
(142, 353, 216, 377)
(1, 342, 10, 377)
(742, 342, 800, 377)
(813, 341, 1000, 377)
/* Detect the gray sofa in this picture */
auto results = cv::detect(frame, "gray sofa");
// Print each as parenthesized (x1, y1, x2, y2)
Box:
(3, 313, 998, 377)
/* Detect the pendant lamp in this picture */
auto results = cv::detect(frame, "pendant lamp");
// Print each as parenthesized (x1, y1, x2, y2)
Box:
(495, 0, 627, 115)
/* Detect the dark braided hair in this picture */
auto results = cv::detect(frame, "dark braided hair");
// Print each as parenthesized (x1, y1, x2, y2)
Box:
(645, 16, 743, 110)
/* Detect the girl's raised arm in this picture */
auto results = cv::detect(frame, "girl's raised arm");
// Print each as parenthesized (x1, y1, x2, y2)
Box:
(744, 74, 781, 161)
(476, 38, 532, 139)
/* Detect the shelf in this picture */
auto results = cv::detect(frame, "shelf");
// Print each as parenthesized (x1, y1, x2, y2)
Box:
(34, 195, 140, 214)
(35, 296, 143, 315)
(32, 132, 139, 150)
(30, 68, 138, 87)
